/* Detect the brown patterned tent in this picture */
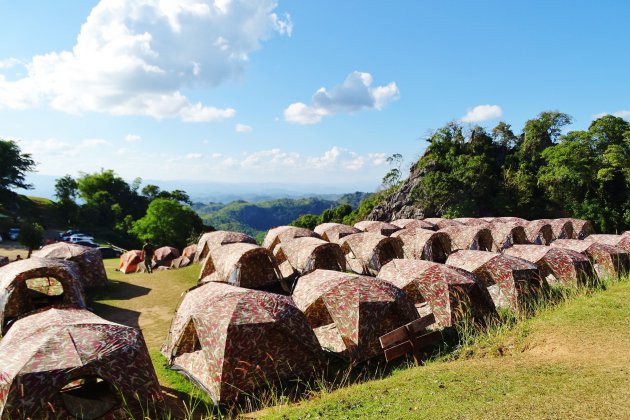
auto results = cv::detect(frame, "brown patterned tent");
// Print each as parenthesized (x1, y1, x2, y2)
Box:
(423, 218, 463, 230)
(439, 225, 493, 252)
(170, 256, 192, 269)
(263, 226, 322, 253)
(353, 220, 401, 236)
(390, 218, 437, 231)
(198, 242, 282, 288)
(274, 237, 346, 278)
(314, 223, 361, 243)
(378, 259, 496, 328)
(446, 250, 542, 312)
(504, 245, 593, 287)
(34, 242, 108, 288)
(118, 250, 143, 274)
(584, 234, 630, 253)
(195, 231, 256, 263)
(292, 269, 418, 363)
(546, 219, 574, 240)
(489, 223, 529, 252)
(523, 220, 555, 245)
(452, 218, 491, 226)
(556, 218, 595, 239)
(0, 258, 86, 335)
(481, 216, 529, 224)
(162, 282, 325, 403)
(339, 232, 404, 276)
(551, 239, 630, 278)
(0, 308, 161, 418)
(153, 246, 180, 267)
(390, 227, 452, 263)
(182, 244, 197, 259)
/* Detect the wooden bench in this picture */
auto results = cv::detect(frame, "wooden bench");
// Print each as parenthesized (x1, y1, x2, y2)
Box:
(379, 313, 442, 365)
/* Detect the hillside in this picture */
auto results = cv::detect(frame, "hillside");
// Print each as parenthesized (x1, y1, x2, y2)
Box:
(194, 192, 370, 241)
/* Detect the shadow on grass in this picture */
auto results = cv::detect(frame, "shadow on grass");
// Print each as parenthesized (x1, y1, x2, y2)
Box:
(90, 279, 152, 301)
(90, 301, 142, 329)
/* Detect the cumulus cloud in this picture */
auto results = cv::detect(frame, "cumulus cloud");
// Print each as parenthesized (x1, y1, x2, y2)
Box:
(186, 153, 204, 160)
(125, 134, 142, 142)
(284, 71, 399, 124)
(593, 110, 630, 120)
(0, 58, 21, 69)
(0, 0, 291, 121)
(235, 123, 252, 133)
(460, 104, 503, 123)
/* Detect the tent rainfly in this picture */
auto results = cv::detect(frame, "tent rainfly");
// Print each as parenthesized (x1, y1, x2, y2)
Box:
(292, 269, 418, 363)
(489, 223, 530, 252)
(0, 258, 86, 336)
(182, 243, 197, 260)
(162, 282, 325, 403)
(198, 242, 282, 288)
(34, 242, 108, 288)
(556, 218, 595, 239)
(274, 237, 346, 278)
(262, 226, 322, 253)
(118, 250, 143, 274)
(523, 220, 555, 245)
(314, 223, 361, 244)
(390, 218, 437, 231)
(0, 308, 161, 418)
(504, 245, 594, 287)
(353, 220, 401, 236)
(452, 218, 491, 227)
(481, 216, 529, 224)
(423, 218, 464, 230)
(390, 227, 452, 263)
(339, 232, 404, 276)
(439, 225, 493, 252)
(446, 250, 542, 312)
(551, 239, 630, 279)
(378, 259, 496, 328)
(545, 219, 574, 240)
(170, 256, 192, 269)
(194, 231, 256, 263)
(152, 246, 180, 267)
(584, 234, 630, 254)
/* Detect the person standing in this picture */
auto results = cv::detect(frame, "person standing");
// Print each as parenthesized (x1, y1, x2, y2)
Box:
(142, 239, 155, 274)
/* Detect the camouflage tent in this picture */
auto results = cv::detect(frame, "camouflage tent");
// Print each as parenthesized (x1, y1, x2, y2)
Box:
(378, 259, 496, 328)
(551, 239, 629, 278)
(353, 220, 401, 236)
(339, 232, 404, 276)
(0, 308, 161, 418)
(446, 250, 541, 312)
(390, 227, 452, 263)
(390, 218, 437, 231)
(34, 242, 108, 288)
(556, 218, 595, 239)
(523, 220, 555, 245)
(195, 231, 256, 263)
(198, 242, 282, 288)
(118, 250, 143, 274)
(162, 282, 325, 403)
(481, 216, 529, 224)
(0, 256, 8, 268)
(546, 219, 574, 240)
(0, 258, 86, 335)
(292, 269, 418, 363)
(263, 226, 322, 253)
(182, 244, 197, 259)
(452, 218, 491, 226)
(423, 218, 463, 230)
(170, 256, 192, 269)
(584, 234, 630, 254)
(504, 245, 593, 287)
(314, 223, 361, 244)
(439, 225, 493, 252)
(153, 246, 180, 267)
(489, 223, 529, 252)
(274, 237, 346, 278)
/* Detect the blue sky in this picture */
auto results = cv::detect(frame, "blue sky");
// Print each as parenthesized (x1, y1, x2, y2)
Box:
(0, 0, 628, 193)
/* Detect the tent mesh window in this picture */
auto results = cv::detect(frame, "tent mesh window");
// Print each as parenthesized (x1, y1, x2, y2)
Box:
(237, 253, 279, 285)
(430, 238, 449, 263)
(59, 376, 119, 420)
(5, 277, 67, 331)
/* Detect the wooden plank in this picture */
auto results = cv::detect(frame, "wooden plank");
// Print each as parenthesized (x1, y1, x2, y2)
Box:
(379, 314, 436, 348)
(383, 341, 413, 362)
(382, 330, 442, 363)
(412, 330, 442, 350)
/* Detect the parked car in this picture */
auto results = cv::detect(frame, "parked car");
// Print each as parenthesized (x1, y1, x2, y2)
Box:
(59, 229, 82, 240)
(68, 234, 95, 243)
(8, 228, 20, 241)
(99, 246, 122, 259)
(75, 240, 99, 248)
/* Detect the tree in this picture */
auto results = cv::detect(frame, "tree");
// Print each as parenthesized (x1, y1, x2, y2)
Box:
(18, 221, 44, 258)
(0, 139, 36, 200)
(381, 153, 403, 189)
(130, 198, 204, 249)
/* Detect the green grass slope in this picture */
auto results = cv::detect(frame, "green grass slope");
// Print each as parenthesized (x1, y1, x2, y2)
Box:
(263, 280, 630, 419)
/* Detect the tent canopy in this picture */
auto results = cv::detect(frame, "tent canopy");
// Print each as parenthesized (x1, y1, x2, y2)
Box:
(391, 227, 452, 263)
(339, 232, 403, 276)
(314, 223, 361, 244)
(505, 245, 592, 287)
(274, 237, 346, 277)
(551, 239, 629, 278)
(118, 250, 143, 274)
(354, 220, 401, 236)
(390, 218, 437, 231)
(439, 225, 493, 252)
(263, 226, 322, 253)
(34, 242, 108, 288)
(195, 231, 256, 263)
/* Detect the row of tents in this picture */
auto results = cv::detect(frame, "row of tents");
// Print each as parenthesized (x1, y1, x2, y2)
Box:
(158, 218, 630, 403)
(0, 242, 162, 418)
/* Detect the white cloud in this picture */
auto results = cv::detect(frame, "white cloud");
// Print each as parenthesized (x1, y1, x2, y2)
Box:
(186, 153, 204, 160)
(593, 110, 630, 120)
(125, 134, 142, 142)
(0, 58, 21, 69)
(284, 71, 399, 124)
(0, 0, 290, 121)
(235, 123, 253, 133)
(460, 104, 503, 123)
(81, 138, 110, 147)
